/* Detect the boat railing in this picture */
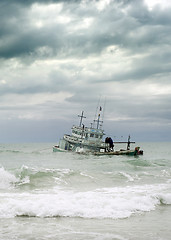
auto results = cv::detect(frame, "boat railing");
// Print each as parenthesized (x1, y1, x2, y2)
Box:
(64, 134, 109, 149)
(64, 134, 82, 143)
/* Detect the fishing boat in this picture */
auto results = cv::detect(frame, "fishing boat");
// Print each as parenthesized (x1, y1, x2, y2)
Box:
(53, 107, 143, 156)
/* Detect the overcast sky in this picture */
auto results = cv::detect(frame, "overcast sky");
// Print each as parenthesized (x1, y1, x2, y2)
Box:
(0, 0, 171, 143)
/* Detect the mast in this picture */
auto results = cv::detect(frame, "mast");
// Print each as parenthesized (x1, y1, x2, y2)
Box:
(93, 97, 101, 127)
(93, 96, 105, 129)
(78, 111, 86, 127)
(94, 106, 103, 129)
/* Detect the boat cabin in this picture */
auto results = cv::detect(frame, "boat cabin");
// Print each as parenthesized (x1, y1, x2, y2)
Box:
(71, 125, 104, 141)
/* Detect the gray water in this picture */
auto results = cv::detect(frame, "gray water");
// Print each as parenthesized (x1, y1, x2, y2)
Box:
(0, 142, 171, 240)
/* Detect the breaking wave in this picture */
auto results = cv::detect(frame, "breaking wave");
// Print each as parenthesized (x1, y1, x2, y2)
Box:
(0, 167, 18, 189)
(0, 165, 171, 191)
(0, 166, 97, 190)
(0, 162, 170, 220)
(0, 183, 170, 219)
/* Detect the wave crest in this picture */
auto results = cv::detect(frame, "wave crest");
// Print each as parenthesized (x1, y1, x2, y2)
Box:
(0, 167, 18, 189)
(0, 184, 170, 219)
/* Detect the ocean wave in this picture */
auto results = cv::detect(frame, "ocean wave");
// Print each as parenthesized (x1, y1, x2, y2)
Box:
(0, 184, 170, 219)
(118, 172, 140, 182)
(157, 193, 171, 205)
(14, 166, 74, 189)
(0, 149, 21, 153)
(0, 167, 18, 189)
(126, 159, 152, 167)
(1, 165, 170, 192)
(0, 166, 97, 190)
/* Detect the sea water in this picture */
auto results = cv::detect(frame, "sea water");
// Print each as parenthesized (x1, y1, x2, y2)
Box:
(0, 142, 171, 240)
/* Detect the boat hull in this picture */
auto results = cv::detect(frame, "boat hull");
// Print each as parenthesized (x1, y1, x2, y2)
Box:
(53, 146, 66, 152)
(53, 144, 143, 156)
(94, 149, 143, 156)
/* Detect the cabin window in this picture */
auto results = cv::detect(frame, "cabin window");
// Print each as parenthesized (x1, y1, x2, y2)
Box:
(90, 133, 94, 137)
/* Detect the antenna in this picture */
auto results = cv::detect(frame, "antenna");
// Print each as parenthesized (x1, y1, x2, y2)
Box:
(93, 96, 101, 128)
(93, 96, 106, 129)
(78, 111, 86, 127)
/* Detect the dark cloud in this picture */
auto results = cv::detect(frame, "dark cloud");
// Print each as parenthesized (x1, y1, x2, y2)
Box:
(0, 0, 171, 142)
(1, 0, 171, 60)
(0, 0, 79, 7)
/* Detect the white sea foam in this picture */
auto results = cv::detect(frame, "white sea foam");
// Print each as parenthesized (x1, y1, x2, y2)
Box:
(76, 147, 86, 153)
(0, 183, 170, 219)
(0, 167, 18, 189)
(80, 172, 95, 179)
(119, 171, 140, 182)
(17, 176, 30, 185)
(157, 193, 171, 204)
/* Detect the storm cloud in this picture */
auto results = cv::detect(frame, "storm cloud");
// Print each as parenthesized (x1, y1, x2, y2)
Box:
(0, 0, 171, 142)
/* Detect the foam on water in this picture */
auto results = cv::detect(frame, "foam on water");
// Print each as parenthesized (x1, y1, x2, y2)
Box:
(0, 167, 18, 189)
(0, 183, 170, 219)
(0, 161, 171, 191)
(0, 143, 171, 239)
